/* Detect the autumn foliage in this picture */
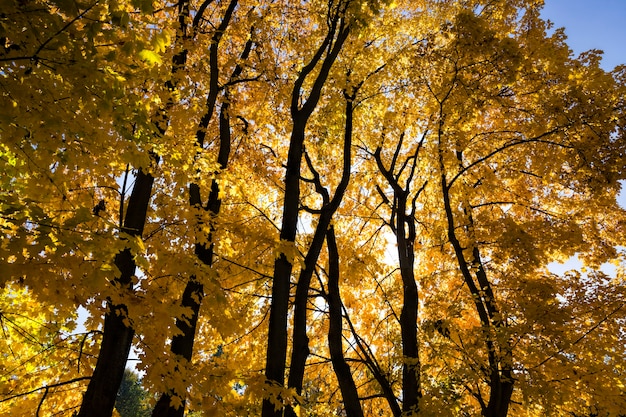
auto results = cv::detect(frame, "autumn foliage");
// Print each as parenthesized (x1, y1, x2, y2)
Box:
(1, 0, 625, 416)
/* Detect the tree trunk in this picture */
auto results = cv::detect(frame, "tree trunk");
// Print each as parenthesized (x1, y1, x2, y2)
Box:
(151, 2, 246, 414)
(438, 136, 514, 417)
(152, 70, 238, 417)
(373, 135, 424, 414)
(327, 225, 364, 417)
(262, 10, 349, 416)
(397, 208, 421, 414)
(485, 377, 514, 417)
(261, 121, 305, 417)
(285, 93, 354, 416)
(79, 0, 193, 412)
(78, 169, 154, 417)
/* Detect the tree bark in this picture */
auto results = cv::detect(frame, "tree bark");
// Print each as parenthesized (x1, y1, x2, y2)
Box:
(373, 133, 425, 414)
(152, 100, 233, 417)
(286, 93, 353, 416)
(397, 202, 421, 415)
(151, 2, 248, 415)
(262, 9, 349, 416)
(79, 0, 192, 413)
(437, 126, 514, 417)
(326, 225, 364, 417)
(77, 169, 154, 417)
(261, 117, 305, 417)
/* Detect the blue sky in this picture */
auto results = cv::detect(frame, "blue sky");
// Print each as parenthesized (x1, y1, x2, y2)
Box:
(540, 0, 626, 208)
(540, 0, 626, 70)
(540, 1, 626, 271)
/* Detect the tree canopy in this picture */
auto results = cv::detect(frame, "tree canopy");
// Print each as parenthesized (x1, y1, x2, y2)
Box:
(1, 0, 625, 416)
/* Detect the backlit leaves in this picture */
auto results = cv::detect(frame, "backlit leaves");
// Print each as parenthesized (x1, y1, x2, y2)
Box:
(1, 0, 625, 416)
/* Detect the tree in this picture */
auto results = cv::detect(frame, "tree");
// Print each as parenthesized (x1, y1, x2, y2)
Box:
(1, 0, 160, 416)
(116, 369, 151, 417)
(2, 0, 625, 416)
(261, 2, 350, 416)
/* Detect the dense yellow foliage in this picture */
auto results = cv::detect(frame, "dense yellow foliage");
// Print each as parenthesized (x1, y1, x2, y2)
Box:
(1, 0, 625, 416)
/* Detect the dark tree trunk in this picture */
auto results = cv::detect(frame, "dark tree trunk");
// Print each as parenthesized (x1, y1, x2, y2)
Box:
(485, 378, 514, 417)
(152, 102, 233, 417)
(438, 134, 514, 417)
(79, 0, 193, 412)
(373, 132, 425, 414)
(396, 203, 421, 415)
(151, 2, 250, 415)
(261, 120, 305, 417)
(151, 275, 204, 417)
(286, 210, 327, 394)
(78, 169, 154, 417)
(286, 94, 353, 416)
(326, 225, 364, 417)
(261, 10, 349, 417)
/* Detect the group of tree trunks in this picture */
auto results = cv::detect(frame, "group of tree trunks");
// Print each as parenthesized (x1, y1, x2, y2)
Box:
(1, 0, 625, 416)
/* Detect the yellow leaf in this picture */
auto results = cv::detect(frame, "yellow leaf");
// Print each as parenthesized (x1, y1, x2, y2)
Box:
(139, 49, 162, 65)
